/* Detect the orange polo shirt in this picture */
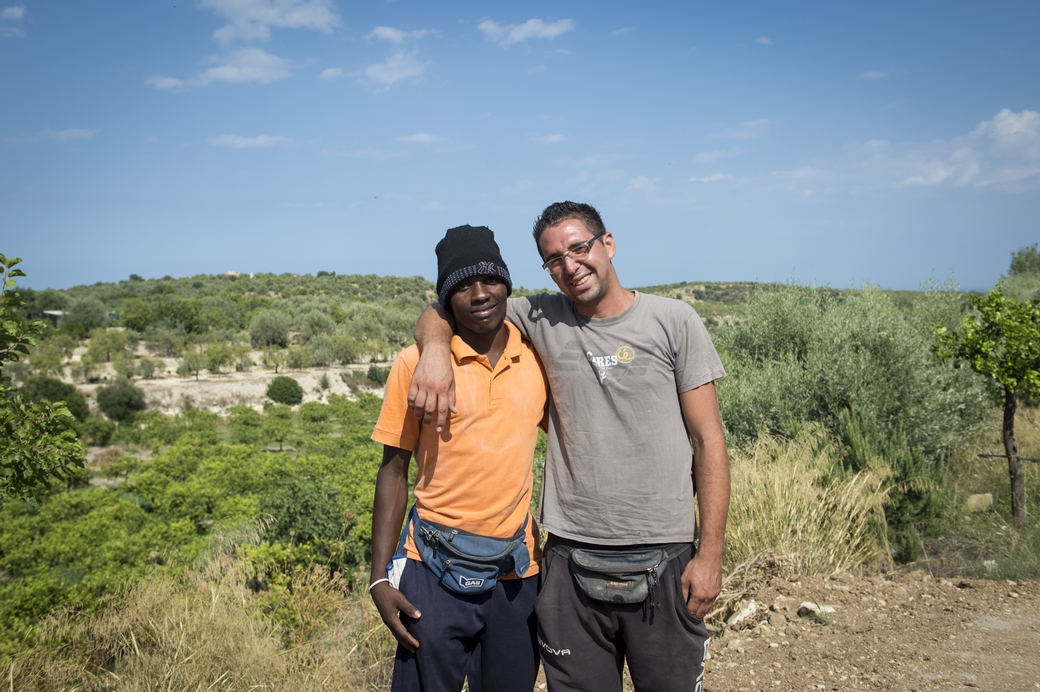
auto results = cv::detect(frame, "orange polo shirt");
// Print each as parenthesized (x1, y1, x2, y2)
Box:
(372, 322, 548, 576)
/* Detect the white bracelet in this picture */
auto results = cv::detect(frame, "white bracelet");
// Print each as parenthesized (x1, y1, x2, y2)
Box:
(368, 577, 391, 592)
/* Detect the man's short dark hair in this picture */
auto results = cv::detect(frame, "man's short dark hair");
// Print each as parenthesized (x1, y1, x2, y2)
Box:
(532, 201, 607, 257)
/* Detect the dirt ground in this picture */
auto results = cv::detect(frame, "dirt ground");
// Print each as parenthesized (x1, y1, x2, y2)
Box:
(684, 572, 1038, 692)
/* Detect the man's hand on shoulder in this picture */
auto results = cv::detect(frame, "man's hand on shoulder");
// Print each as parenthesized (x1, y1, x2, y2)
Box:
(409, 304, 458, 431)
(407, 341, 456, 432)
(371, 582, 422, 652)
(680, 551, 722, 620)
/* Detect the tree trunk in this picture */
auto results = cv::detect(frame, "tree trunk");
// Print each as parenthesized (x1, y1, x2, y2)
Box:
(1003, 388, 1027, 528)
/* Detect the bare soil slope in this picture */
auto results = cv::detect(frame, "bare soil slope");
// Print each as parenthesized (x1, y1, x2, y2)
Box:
(700, 572, 1039, 691)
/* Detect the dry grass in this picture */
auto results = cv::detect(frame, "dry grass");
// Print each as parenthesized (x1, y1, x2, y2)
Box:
(723, 428, 891, 577)
(8, 528, 397, 692)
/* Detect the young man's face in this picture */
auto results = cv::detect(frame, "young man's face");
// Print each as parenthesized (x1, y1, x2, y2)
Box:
(449, 275, 509, 335)
(538, 218, 616, 307)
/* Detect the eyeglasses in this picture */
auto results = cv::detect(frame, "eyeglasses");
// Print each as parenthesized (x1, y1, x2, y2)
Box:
(541, 231, 606, 275)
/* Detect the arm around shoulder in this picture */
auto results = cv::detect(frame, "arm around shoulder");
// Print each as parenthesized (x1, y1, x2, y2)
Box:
(409, 304, 457, 431)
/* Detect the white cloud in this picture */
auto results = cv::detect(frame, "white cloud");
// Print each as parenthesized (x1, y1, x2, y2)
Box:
(208, 134, 293, 149)
(478, 18, 575, 46)
(146, 76, 185, 90)
(611, 27, 633, 36)
(200, 0, 339, 44)
(755, 36, 772, 45)
(714, 119, 772, 140)
(627, 175, 656, 190)
(319, 67, 343, 79)
(1, 5, 25, 21)
(858, 71, 885, 80)
(688, 173, 733, 183)
(693, 147, 747, 164)
(367, 26, 435, 43)
(0, 25, 23, 37)
(531, 134, 566, 144)
(794, 109, 1040, 190)
(894, 109, 1040, 187)
(147, 48, 293, 90)
(396, 133, 444, 143)
(360, 51, 425, 85)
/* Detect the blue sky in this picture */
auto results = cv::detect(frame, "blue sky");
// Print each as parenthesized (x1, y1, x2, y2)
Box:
(2, 1, 1038, 292)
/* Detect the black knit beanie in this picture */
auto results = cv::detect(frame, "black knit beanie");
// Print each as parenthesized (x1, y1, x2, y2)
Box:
(435, 225, 512, 306)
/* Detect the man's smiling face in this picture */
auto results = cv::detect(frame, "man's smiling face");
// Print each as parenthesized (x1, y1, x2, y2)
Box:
(538, 218, 616, 308)
(449, 275, 509, 335)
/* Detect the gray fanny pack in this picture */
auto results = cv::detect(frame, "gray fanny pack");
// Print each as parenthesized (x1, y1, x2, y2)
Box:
(552, 543, 689, 608)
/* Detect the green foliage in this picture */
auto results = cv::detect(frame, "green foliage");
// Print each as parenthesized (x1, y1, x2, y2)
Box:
(119, 297, 154, 332)
(76, 416, 116, 447)
(249, 310, 291, 348)
(716, 284, 988, 458)
(263, 404, 295, 450)
(1010, 243, 1040, 276)
(0, 488, 196, 653)
(205, 341, 233, 374)
(228, 405, 264, 444)
(298, 401, 332, 435)
(96, 376, 147, 422)
(366, 365, 390, 386)
(0, 254, 86, 508)
(20, 376, 89, 422)
(136, 357, 157, 379)
(839, 408, 951, 563)
(64, 296, 108, 331)
(258, 478, 361, 572)
(936, 284, 1040, 402)
(177, 346, 206, 380)
(286, 346, 314, 370)
(267, 376, 303, 406)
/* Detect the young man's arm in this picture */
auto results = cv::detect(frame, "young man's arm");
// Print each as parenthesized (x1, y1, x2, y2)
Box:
(369, 444, 422, 652)
(408, 304, 456, 432)
(678, 382, 730, 620)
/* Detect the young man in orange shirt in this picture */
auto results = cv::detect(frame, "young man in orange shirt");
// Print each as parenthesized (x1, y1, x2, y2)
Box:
(369, 225, 548, 692)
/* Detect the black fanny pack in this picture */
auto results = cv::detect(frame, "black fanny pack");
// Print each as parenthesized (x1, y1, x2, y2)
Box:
(551, 542, 689, 608)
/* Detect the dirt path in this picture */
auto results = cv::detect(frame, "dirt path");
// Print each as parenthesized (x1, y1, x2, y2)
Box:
(699, 572, 1040, 691)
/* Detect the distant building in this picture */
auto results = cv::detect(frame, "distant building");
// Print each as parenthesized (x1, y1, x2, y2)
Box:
(42, 310, 64, 328)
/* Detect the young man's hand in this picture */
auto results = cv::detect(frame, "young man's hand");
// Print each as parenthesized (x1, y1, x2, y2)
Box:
(371, 582, 422, 652)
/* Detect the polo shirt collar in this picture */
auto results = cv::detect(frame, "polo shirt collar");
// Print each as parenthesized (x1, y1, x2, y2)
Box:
(451, 321, 523, 368)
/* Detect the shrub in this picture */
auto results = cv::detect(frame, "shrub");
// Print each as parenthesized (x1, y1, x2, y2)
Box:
(75, 416, 116, 447)
(366, 365, 390, 386)
(266, 376, 303, 406)
(262, 404, 295, 450)
(96, 376, 146, 422)
(228, 406, 264, 445)
(20, 377, 89, 422)
(136, 358, 157, 379)
(286, 347, 313, 371)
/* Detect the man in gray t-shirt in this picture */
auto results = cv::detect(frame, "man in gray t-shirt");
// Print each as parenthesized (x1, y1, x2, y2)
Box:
(411, 201, 730, 692)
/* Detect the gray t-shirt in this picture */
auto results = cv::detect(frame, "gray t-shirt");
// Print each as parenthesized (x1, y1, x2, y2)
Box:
(507, 291, 726, 545)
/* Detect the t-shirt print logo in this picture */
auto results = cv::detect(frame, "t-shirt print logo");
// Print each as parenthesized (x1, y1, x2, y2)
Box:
(587, 346, 635, 382)
(615, 346, 635, 363)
